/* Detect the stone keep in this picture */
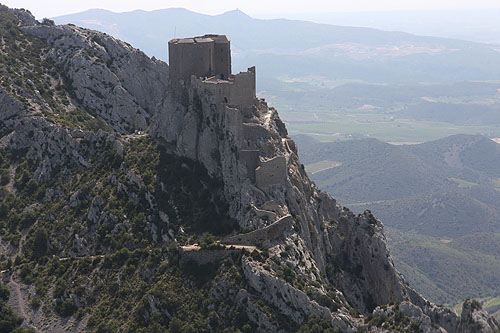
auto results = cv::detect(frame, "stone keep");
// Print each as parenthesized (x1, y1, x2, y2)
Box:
(169, 34, 231, 81)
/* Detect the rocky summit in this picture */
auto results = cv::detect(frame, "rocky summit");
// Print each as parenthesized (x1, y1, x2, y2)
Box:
(0, 4, 498, 332)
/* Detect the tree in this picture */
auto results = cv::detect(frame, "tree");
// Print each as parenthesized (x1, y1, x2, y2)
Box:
(33, 227, 48, 258)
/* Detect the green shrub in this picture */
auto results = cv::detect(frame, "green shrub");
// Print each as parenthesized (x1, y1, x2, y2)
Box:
(0, 168, 9, 185)
(0, 282, 10, 301)
(55, 298, 77, 317)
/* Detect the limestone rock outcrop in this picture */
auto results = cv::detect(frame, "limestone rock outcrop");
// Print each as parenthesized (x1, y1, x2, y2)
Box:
(21, 22, 169, 134)
(458, 300, 500, 333)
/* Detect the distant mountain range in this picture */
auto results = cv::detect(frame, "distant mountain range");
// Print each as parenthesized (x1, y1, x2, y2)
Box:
(296, 134, 500, 236)
(258, 9, 500, 45)
(53, 8, 500, 85)
(295, 134, 500, 305)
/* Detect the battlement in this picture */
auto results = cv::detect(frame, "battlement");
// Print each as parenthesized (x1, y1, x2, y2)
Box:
(191, 67, 256, 109)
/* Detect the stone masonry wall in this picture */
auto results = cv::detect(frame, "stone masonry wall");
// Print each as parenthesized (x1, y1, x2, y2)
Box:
(223, 215, 294, 247)
(191, 67, 256, 109)
(255, 156, 287, 188)
(169, 38, 214, 82)
(240, 150, 260, 182)
(230, 67, 256, 106)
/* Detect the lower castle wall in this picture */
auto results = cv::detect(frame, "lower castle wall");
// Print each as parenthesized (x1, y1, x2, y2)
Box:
(240, 150, 260, 181)
(223, 105, 243, 146)
(223, 215, 294, 247)
(255, 156, 287, 188)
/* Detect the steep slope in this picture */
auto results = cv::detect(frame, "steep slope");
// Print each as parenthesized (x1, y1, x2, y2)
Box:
(295, 135, 500, 306)
(387, 228, 500, 305)
(0, 5, 497, 332)
(297, 138, 450, 202)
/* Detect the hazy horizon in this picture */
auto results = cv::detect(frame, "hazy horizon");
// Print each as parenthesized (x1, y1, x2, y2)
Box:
(3, 0, 500, 19)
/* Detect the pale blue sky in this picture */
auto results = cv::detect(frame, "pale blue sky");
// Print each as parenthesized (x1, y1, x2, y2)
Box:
(4, 0, 500, 18)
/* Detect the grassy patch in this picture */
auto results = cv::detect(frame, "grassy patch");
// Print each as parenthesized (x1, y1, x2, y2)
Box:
(305, 160, 341, 174)
(449, 178, 479, 188)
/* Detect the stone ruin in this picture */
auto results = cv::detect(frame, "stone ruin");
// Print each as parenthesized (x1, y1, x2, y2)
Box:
(168, 34, 288, 189)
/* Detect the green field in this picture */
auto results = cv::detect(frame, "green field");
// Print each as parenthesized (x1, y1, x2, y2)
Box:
(454, 297, 500, 318)
(304, 160, 341, 174)
(282, 111, 500, 143)
(261, 79, 500, 144)
(449, 178, 479, 188)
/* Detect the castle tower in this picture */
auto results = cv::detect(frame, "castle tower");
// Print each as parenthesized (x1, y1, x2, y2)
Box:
(168, 34, 231, 82)
(205, 34, 231, 80)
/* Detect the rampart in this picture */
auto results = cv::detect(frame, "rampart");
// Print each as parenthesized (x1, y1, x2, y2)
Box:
(255, 156, 287, 188)
(179, 245, 258, 266)
(191, 67, 256, 109)
(223, 215, 294, 247)
(240, 150, 260, 182)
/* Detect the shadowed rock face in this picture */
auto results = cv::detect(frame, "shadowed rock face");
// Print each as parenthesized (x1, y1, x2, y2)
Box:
(1, 6, 497, 332)
(458, 300, 500, 333)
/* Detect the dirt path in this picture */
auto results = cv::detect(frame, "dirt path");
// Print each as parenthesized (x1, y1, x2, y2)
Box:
(58, 254, 105, 261)
(181, 244, 259, 252)
(2, 218, 39, 329)
(311, 162, 342, 175)
(6, 164, 16, 194)
(7, 278, 27, 320)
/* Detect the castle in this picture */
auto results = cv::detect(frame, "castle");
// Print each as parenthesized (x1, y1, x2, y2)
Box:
(168, 34, 256, 108)
(168, 34, 287, 190)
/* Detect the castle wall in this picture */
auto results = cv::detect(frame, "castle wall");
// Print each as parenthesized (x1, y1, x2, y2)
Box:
(230, 67, 256, 107)
(243, 123, 277, 141)
(255, 156, 287, 188)
(223, 215, 294, 247)
(240, 150, 260, 181)
(192, 68, 256, 109)
(179, 248, 239, 266)
(223, 105, 243, 146)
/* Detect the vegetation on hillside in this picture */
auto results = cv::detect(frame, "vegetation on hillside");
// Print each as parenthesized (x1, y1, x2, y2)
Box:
(0, 9, 110, 134)
(295, 135, 500, 306)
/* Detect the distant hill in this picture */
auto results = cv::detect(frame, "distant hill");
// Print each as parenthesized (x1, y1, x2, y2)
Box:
(266, 9, 500, 45)
(53, 8, 500, 84)
(387, 228, 500, 306)
(296, 137, 450, 202)
(295, 134, 500, 304)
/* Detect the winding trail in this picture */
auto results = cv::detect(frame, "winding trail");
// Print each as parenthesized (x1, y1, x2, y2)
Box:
(6, 164, 16, 194)
(8, 278, 27, 320)
(2, 218, 39, 329)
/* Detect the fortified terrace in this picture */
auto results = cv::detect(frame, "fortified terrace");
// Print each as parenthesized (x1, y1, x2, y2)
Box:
(168, 34, 288, 190)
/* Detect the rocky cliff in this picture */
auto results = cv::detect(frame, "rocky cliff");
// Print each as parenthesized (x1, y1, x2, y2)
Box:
(0, 5, 498, 332)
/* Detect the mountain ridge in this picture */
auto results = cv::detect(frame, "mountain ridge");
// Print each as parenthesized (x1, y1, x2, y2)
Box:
(52, 7, 500, 85)
(0, 4, 498, 332)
